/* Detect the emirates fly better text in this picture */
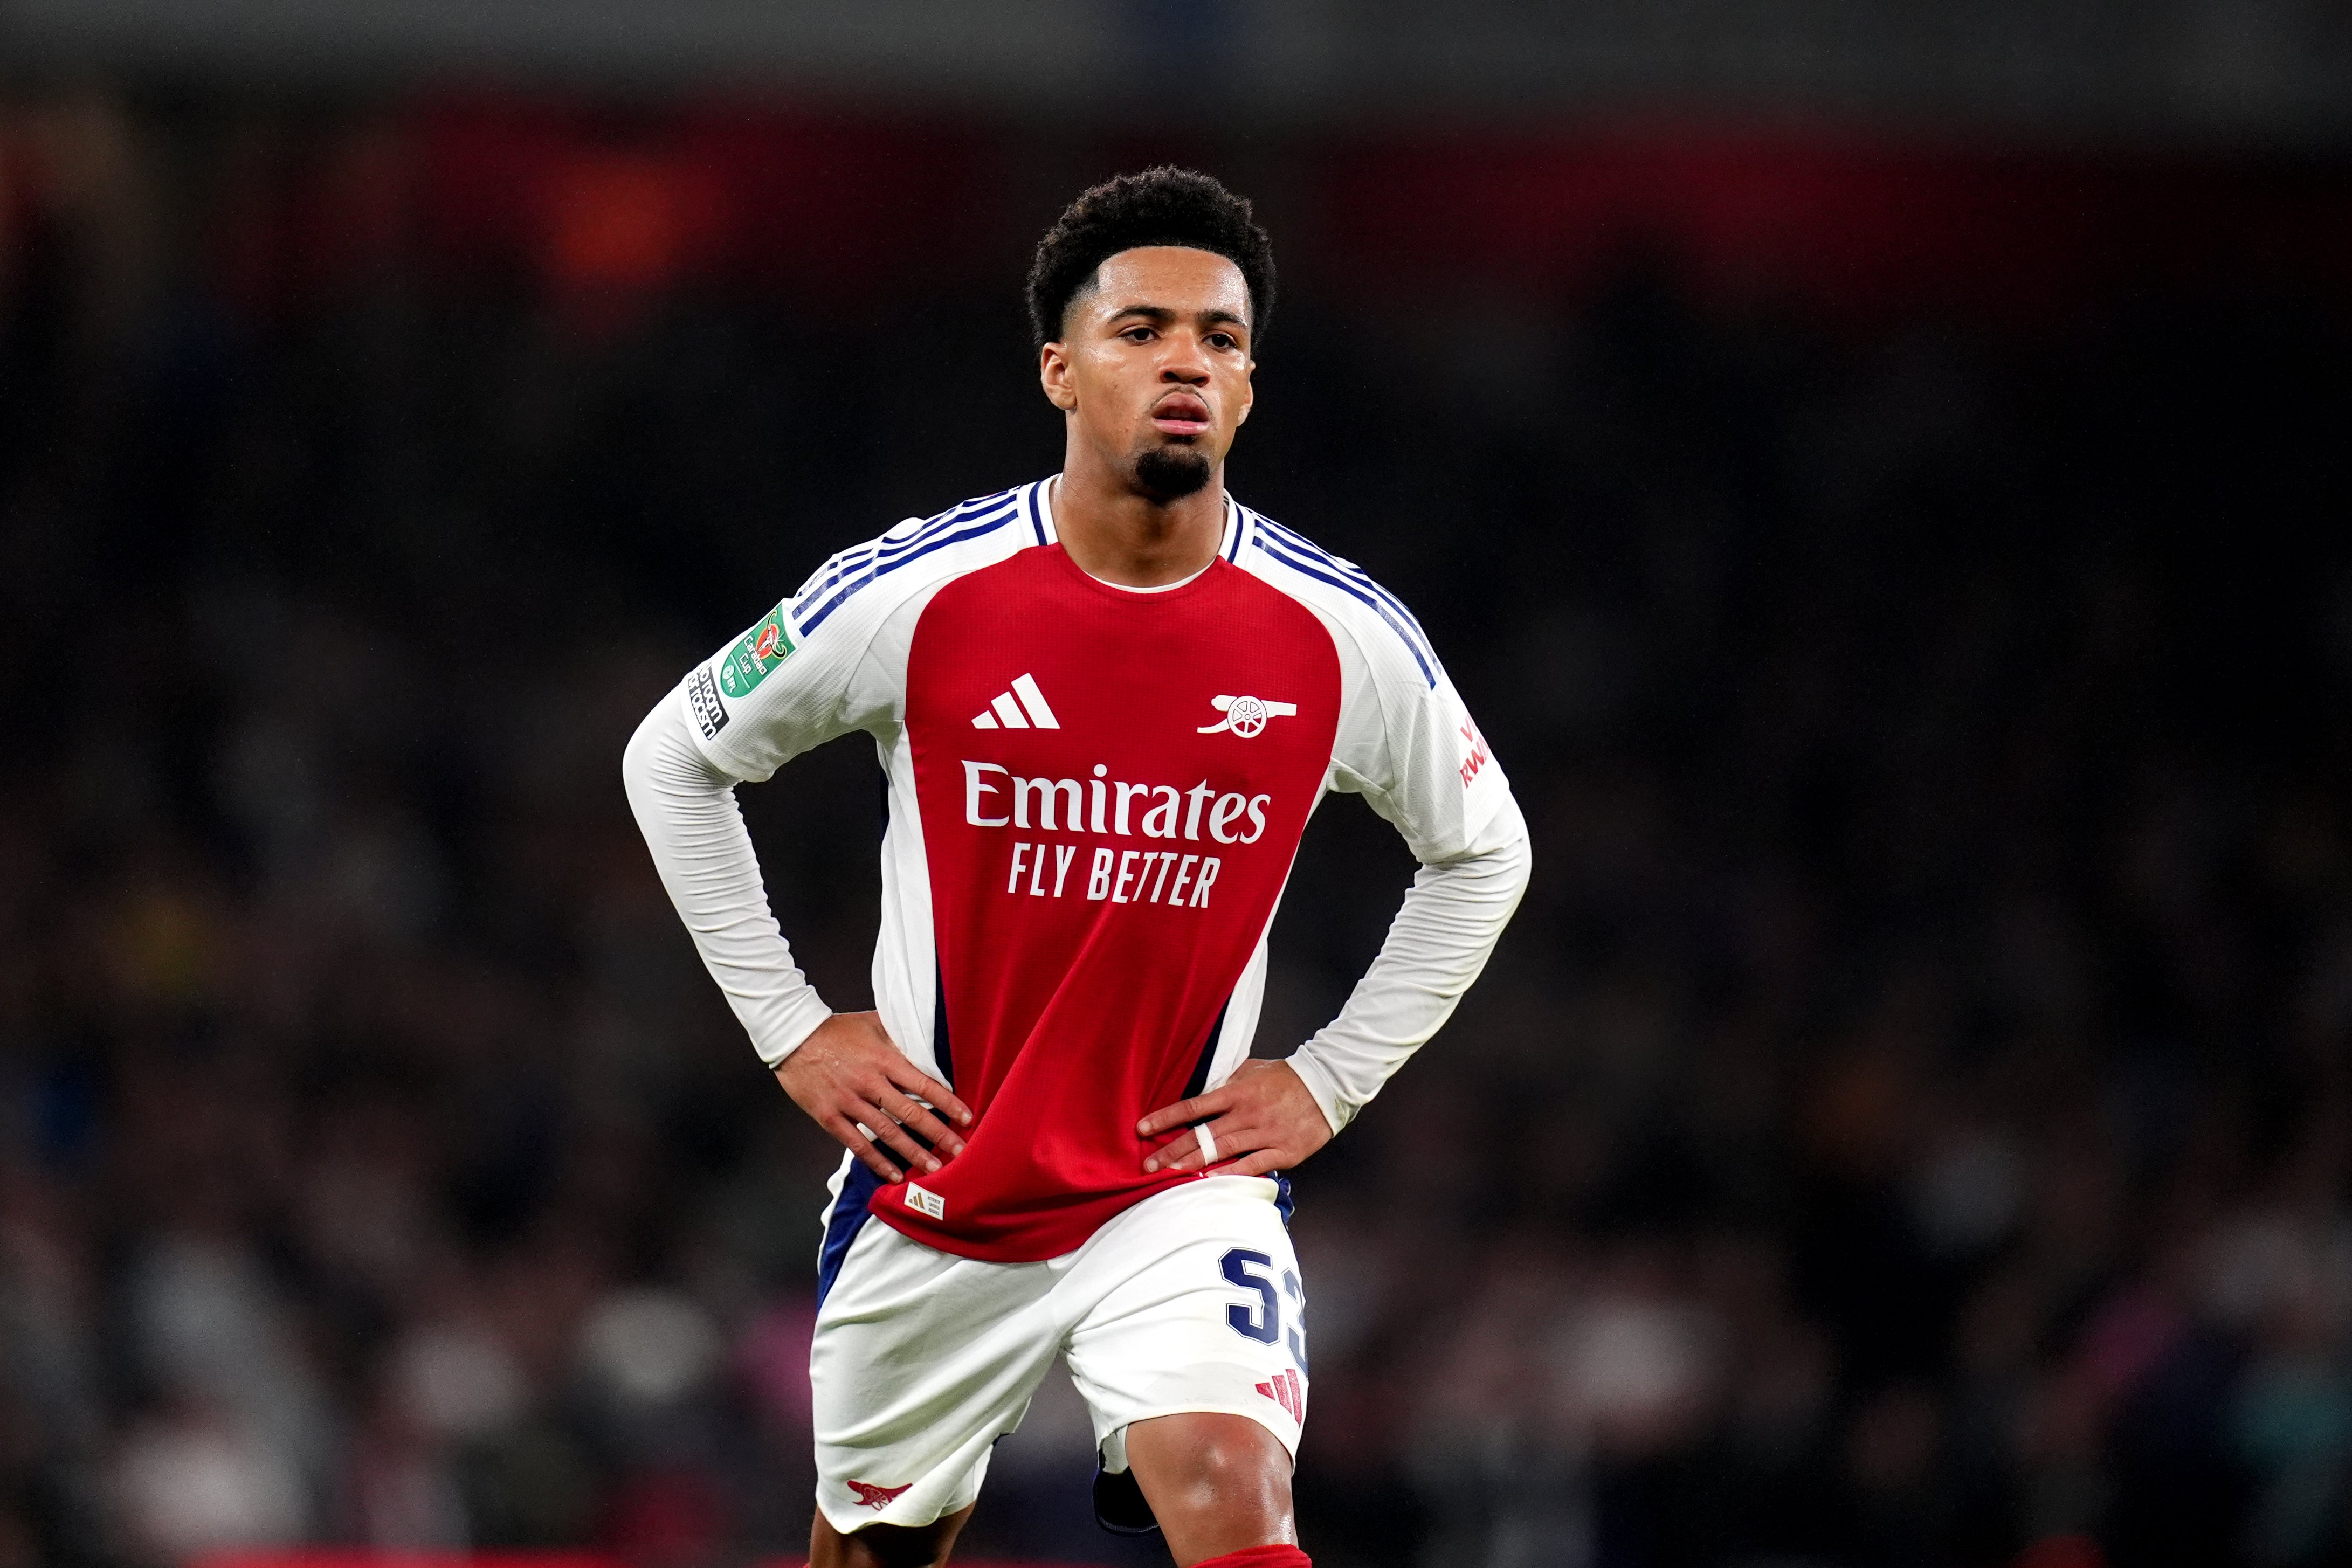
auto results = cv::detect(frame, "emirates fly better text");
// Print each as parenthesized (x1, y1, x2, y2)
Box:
(962, 761, 1274, 909)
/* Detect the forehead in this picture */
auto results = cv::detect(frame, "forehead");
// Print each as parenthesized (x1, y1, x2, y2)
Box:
(1082, 246, 1251, 322)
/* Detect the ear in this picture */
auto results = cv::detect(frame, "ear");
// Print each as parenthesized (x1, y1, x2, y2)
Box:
(1235, 354, 1256, 425)
(1039, 340, 1078, 412)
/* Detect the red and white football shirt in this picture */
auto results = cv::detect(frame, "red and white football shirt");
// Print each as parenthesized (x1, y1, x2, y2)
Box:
(672, 479, 1513, 1262)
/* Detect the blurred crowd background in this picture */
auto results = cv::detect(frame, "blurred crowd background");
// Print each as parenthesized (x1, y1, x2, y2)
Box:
(4, 5, 2352, 1567)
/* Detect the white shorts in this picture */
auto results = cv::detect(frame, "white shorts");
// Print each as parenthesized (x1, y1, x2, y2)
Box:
(808, 1166, 1309, 1532)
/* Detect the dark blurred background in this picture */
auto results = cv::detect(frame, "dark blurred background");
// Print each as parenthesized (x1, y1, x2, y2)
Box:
(4, 5, 2352, 1566)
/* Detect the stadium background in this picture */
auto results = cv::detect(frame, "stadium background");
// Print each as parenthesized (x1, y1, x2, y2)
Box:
(3, 4, 2351, 1565)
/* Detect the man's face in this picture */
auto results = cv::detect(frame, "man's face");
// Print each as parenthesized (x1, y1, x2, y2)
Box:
(1041, 246, 1255, 501)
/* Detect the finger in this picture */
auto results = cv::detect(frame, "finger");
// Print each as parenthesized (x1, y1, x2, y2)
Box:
(1145, 1118, 1249, 1174)
(854, 1104, 943, 1176)
(886, 1061, 974, 1128)
(1138, 1088, 1232, 1139)
(827, 1116, 903, 1183)
(873, 1087, 965, 1159)
(1223, 1148, 1289, 1178)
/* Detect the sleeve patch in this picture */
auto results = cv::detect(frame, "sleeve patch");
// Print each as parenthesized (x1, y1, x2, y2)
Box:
(717, 600, 798, 700)
(687, 667, 730, 738)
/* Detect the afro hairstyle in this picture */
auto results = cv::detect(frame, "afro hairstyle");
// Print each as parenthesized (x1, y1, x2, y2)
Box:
(1026, 167, 1277, 349)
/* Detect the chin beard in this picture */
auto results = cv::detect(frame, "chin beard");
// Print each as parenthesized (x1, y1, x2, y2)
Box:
(1133, 445, 1212, 501)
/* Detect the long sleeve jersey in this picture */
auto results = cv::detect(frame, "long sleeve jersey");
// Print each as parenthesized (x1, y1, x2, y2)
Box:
(624, 478, 1529, 1262)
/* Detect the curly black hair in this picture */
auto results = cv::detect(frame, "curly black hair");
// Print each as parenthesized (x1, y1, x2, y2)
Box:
(1026, 167, 1277, 349)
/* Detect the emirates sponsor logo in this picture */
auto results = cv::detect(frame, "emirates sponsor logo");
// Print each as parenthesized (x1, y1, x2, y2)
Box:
(962, 763, 1268, 844)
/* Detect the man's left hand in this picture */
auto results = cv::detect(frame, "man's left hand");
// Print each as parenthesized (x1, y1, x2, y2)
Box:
(1137, 1059, 1332, 1177)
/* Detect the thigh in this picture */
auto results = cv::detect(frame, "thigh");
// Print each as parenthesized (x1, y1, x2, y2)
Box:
(1124, 1412, 1298, 1564)
(811, 1218, 1061, 1534)
(1061, 1176, 1311, 1471)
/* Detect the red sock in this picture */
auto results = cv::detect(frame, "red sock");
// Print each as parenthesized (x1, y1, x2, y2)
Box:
(1189, 1548, 1309, 1568)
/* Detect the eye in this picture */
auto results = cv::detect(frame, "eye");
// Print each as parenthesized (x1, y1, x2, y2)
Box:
(1209, 333, 1238, 350)
(1121, 326, 1155, 343)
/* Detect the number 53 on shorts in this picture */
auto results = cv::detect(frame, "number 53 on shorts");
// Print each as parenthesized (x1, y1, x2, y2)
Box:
(1221, 1246, 1308, 1422)
(811, 1175, 1311, 1533)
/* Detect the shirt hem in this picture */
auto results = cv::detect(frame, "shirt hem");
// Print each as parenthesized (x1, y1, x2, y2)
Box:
(864, 1168, 1213, 1263)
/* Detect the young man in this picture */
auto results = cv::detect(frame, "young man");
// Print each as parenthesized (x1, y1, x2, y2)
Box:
(624, 168, 1529, 1568)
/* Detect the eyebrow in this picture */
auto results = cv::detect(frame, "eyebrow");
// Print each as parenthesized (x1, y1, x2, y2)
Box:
(1106, 303, 1249, 333)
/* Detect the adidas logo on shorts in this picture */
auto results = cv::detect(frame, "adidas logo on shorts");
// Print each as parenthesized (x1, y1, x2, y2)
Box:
(904, 1183, 946, 1220)
(1256, 1367, 1306, 1422)
(971, 673, 1060, 730)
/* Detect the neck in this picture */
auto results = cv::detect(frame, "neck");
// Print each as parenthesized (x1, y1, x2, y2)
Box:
(1052, 439, 1225, 588)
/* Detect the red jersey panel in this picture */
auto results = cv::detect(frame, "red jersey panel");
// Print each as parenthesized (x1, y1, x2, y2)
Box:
(881, 545, 1340, 1260)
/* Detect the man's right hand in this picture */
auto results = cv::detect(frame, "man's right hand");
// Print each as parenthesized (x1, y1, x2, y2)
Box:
(774, 1011, 973, 1183)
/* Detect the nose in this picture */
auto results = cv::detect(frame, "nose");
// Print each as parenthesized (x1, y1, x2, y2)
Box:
(1158, 333, 1211, 385)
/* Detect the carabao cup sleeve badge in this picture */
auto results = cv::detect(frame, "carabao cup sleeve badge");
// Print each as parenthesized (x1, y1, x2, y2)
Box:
(720, 602, 798, 700)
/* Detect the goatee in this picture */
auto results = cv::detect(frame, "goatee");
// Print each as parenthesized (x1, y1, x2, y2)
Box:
(1134, 446, 1212, 501)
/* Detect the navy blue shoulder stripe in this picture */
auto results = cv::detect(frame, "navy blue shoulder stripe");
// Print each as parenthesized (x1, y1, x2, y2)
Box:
(798, 491, 1028, 633)
(1256, 510, 1436, 658)
(1255, 513, 1434, 651)
(1224, 501, 1250, 561)
(795, 488, 1018, 607)
(1025, 483, 1048, 545)
(1245, 515, 1438, 685)
(1256, 537, 1438, 686)
(796, 543, 877, 607)
(870, 490, 1018, 570)
(1256, 512, 1423, 631)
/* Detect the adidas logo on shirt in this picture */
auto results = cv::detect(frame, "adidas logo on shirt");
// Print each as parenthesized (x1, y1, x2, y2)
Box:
(972, 673, 1060, 730)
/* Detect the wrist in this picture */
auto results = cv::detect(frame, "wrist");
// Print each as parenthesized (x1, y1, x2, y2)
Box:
(756, 992, 836, 1069)
(1281, 1050, 1346, 1136)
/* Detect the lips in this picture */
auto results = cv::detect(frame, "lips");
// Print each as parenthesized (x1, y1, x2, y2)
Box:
(1151, 392, 1211, 436)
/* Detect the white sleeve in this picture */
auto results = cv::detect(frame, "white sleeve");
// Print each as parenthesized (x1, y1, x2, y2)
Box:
(1286, 795, 1530, 1134)
(622, 697, 834, 1067)
(678, 579, 897, 782)
(624, 562, 907, 1067)
(1285, 627, 1529, 1133)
